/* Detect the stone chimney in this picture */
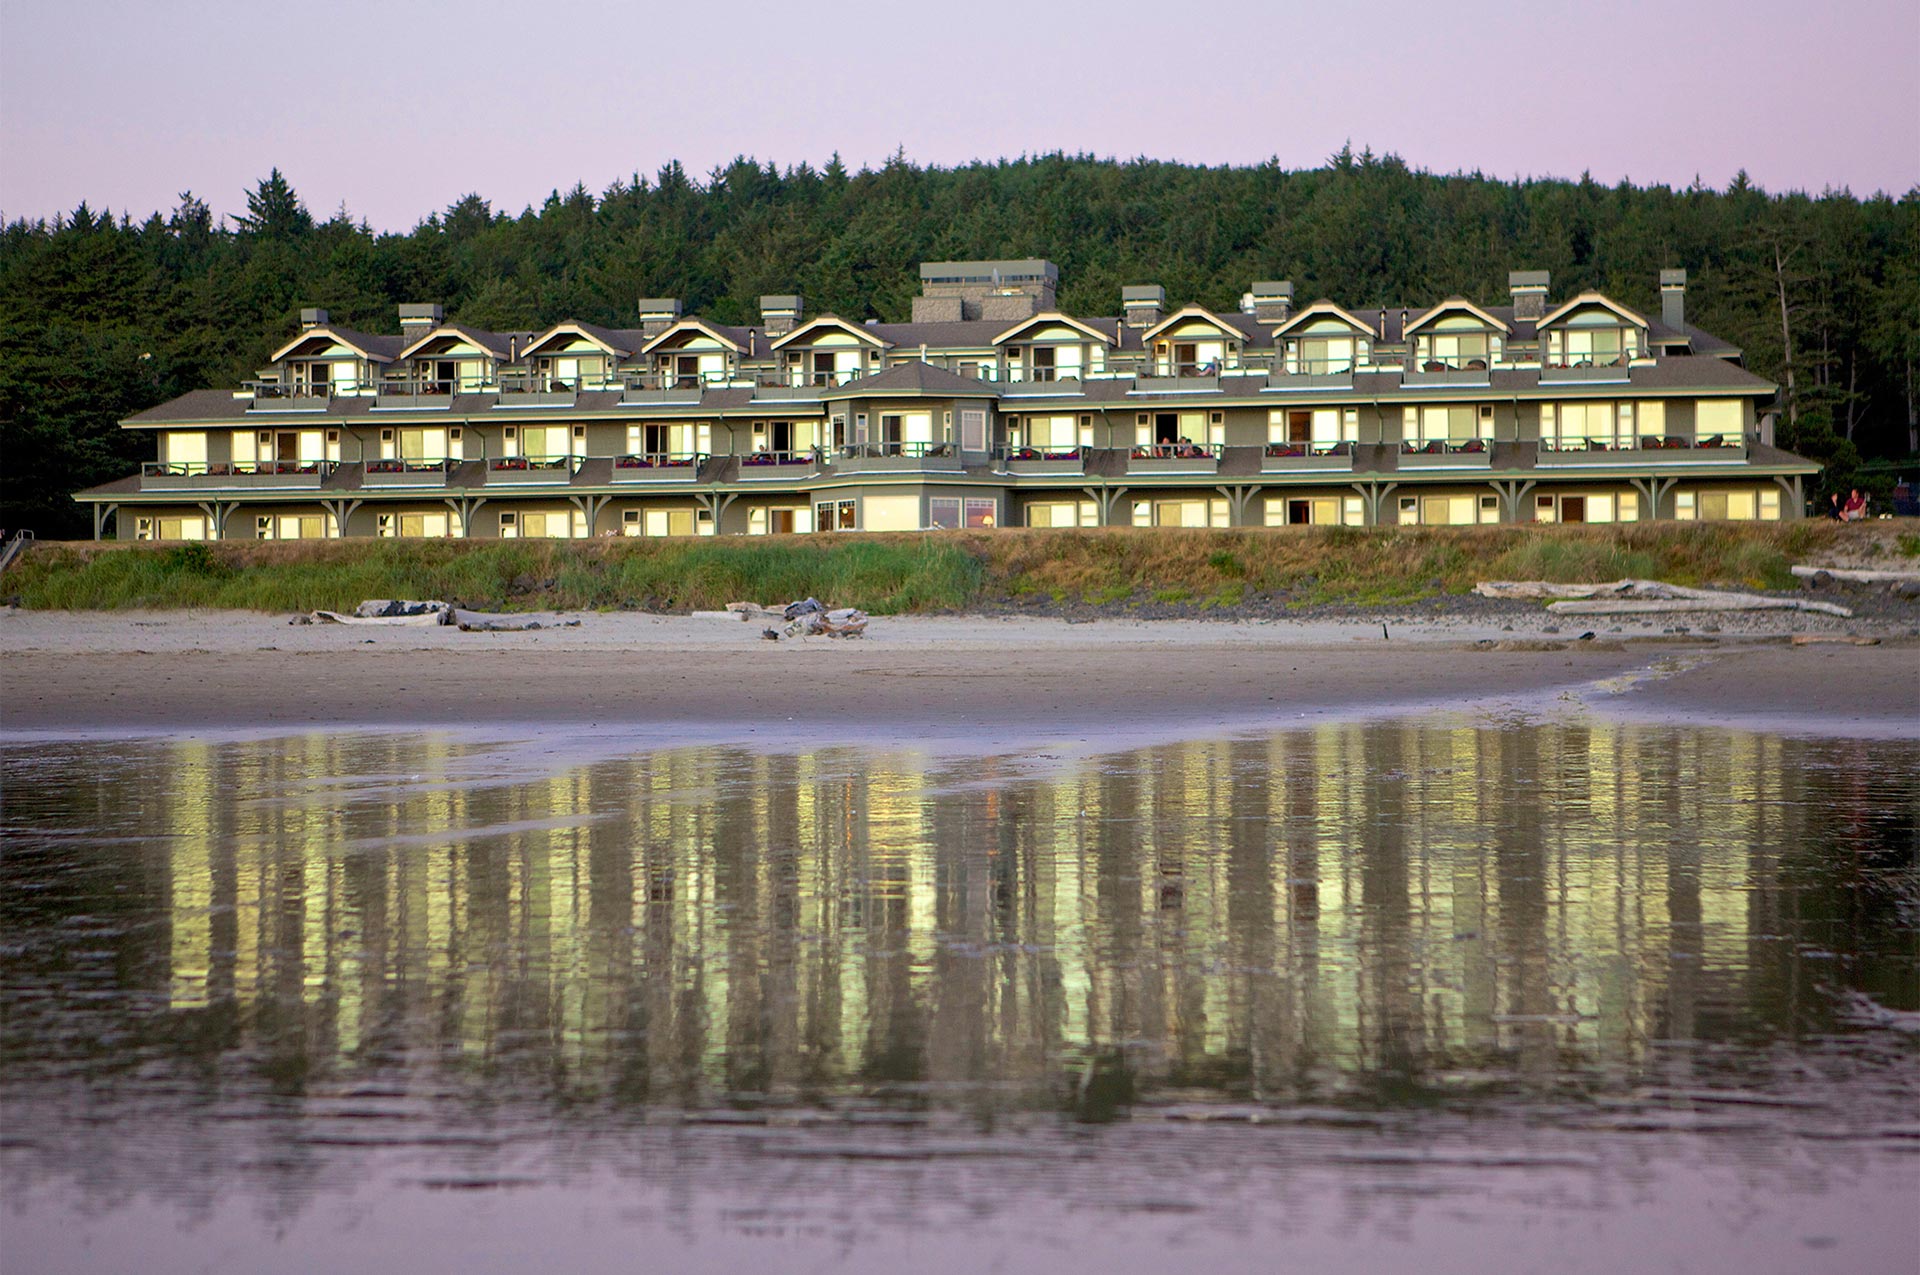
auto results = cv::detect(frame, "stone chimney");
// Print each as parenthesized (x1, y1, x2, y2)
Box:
(1508, 271, 1550, 322)
(299, 308, 329, 329)
(759, 294, 803, 337)
(1249, 281, 1294, 323)
(399, 303, 443, 337)
(1122, 285, 1166, 329)
(637, 298, 683, 336)
(912, 259, 1057, 322)
(1660, 269, 1687, 330)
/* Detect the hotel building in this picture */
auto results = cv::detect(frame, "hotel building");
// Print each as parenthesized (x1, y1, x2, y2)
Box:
(76, 260, 1817, 540)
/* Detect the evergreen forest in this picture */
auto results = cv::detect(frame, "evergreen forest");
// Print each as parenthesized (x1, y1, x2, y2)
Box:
(3, 149, 1915, 537)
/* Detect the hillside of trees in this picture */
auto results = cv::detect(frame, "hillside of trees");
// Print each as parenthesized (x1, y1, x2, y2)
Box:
(3, 149, 1915, 537)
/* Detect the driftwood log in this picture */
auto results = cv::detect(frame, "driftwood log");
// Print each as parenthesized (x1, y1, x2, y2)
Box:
(1789, 565, 1920, 584)
(1474, 579, 1853, 618)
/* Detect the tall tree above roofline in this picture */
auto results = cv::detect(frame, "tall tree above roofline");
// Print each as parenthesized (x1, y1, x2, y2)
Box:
(233, 169, 312, 239)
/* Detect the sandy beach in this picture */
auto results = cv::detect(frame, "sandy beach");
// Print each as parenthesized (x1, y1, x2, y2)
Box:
(1, 607, 1913, 743)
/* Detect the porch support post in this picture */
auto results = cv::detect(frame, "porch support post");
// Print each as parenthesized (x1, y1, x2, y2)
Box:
(569, 493, 612, 536)
(1354, 480, 1397, 526)
(1087, 484, 1129, 526)
(696, 489, 739, 532)
(195, 500, 235, 540)
(94, 502, 118, 541)
(1492, 478, 1535, 523)
(1215, 483, 1255, 527)
(1773, 474, 1804, 519)
(446, 495, 487, 536)
(1632, 475, 1679, 520)
(323, 499, 362, 538)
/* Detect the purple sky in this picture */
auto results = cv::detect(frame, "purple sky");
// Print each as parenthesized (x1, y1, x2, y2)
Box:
(3, 0, 1915, 233)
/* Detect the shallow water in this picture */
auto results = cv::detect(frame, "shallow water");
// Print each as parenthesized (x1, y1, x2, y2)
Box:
(2, 722, 1917, 1274)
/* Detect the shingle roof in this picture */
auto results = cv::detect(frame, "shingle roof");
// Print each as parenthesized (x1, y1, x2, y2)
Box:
(829, 361, 994, 396)
(316, 327, 406, 360)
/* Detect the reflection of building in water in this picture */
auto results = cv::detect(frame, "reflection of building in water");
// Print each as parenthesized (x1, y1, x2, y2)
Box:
(140, 724, 1892, 1103)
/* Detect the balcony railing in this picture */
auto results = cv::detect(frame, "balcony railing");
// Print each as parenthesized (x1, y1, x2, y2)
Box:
(141, 460, 335, 489)
(735, 449, 821, 478)
(1397, 438, 1492, 468)
(835, 440, 964, 473)
(1262, 440, 1357, 472)
(496, 372, 616, 406)
(487, 454, 581, 483)
(1002, 377, 1086, 396)
(772, 367, 867, 389)
(242, 381, 337, 409)
(1402, 359, 1493, 387)
(995, 444, 1086, 475)
(1132, 373, 1221, 394)
(1267, 360, 1358, 390)
(1127, 442, 1222, 474)
(1411, 356, 1493, 372)
(1537, 435, 1748, 464)
(610, 452, 705, 482)
(362, 457, 455, 486)
(1539, 356, 1636, 383)
(374, 379, 473, 408)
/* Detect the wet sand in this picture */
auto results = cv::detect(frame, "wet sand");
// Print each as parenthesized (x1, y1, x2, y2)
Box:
(1, 609, 1913, 740)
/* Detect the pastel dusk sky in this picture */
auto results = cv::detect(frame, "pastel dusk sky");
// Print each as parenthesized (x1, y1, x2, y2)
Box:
(3, 0, 1916, 232)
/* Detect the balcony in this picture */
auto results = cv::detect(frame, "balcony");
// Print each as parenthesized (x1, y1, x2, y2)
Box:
(1002, 377, 1086, 398)
(362, 458, 454, 487)
(610, 453, 705, 483)
(486, 454, 581, 485)
(1131, 373, 1220, 395)
(753, 369, 866, 402)
(1262, 441, 1356, 473)
(1127, 442, 1221, 476)
(1536, 436, 1749, 466)
(1401, 360, 1492, 388)
(497, 374, 581, 409)
(619, 368, 727, 405)
(373, 379, 463, 410)
(733, 449, 820, 481)
(1265, 362, 1356, 392)
(996, 445, 1086, 476)
(1397, 439, 1492, 470)
(1539, 357, 1634, 385)
(242, 382, 335, 412)
(834, 441, 964, 474)
(141, 460, 336, 490)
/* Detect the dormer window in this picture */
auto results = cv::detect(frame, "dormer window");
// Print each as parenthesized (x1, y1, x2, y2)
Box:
(292, 361, 337, 393)
(1287, 334, 1367, 375)
(1545, 326, 1644, 368)
(1414, 330, 1501, 371)
(535, 353, 606, 390)
(1535, 295, 1650, 369)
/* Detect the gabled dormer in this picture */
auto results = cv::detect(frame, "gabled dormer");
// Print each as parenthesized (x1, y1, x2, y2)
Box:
(1269, 301, 1377, 374)
(1139, 306, 1250, 375)
(1403, 298, 1511, 370)
(515, 322, 642, 390)
(1535, 293, 1649, 369)
(393, 322, 515, 394)
(768, 316, 892, 387)
(262, 309, 400, 400)
(992, 312, 1114, 382)
(640, 318, 752, 388)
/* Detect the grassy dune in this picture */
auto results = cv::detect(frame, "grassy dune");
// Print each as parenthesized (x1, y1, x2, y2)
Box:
(3, 523, 1910, 614)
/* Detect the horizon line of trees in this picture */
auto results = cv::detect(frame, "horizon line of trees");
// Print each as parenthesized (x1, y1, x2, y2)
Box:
(3, 148, 1916, 535)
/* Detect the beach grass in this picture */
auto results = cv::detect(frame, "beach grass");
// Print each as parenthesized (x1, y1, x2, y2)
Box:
(1, 521, 1895, 613)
